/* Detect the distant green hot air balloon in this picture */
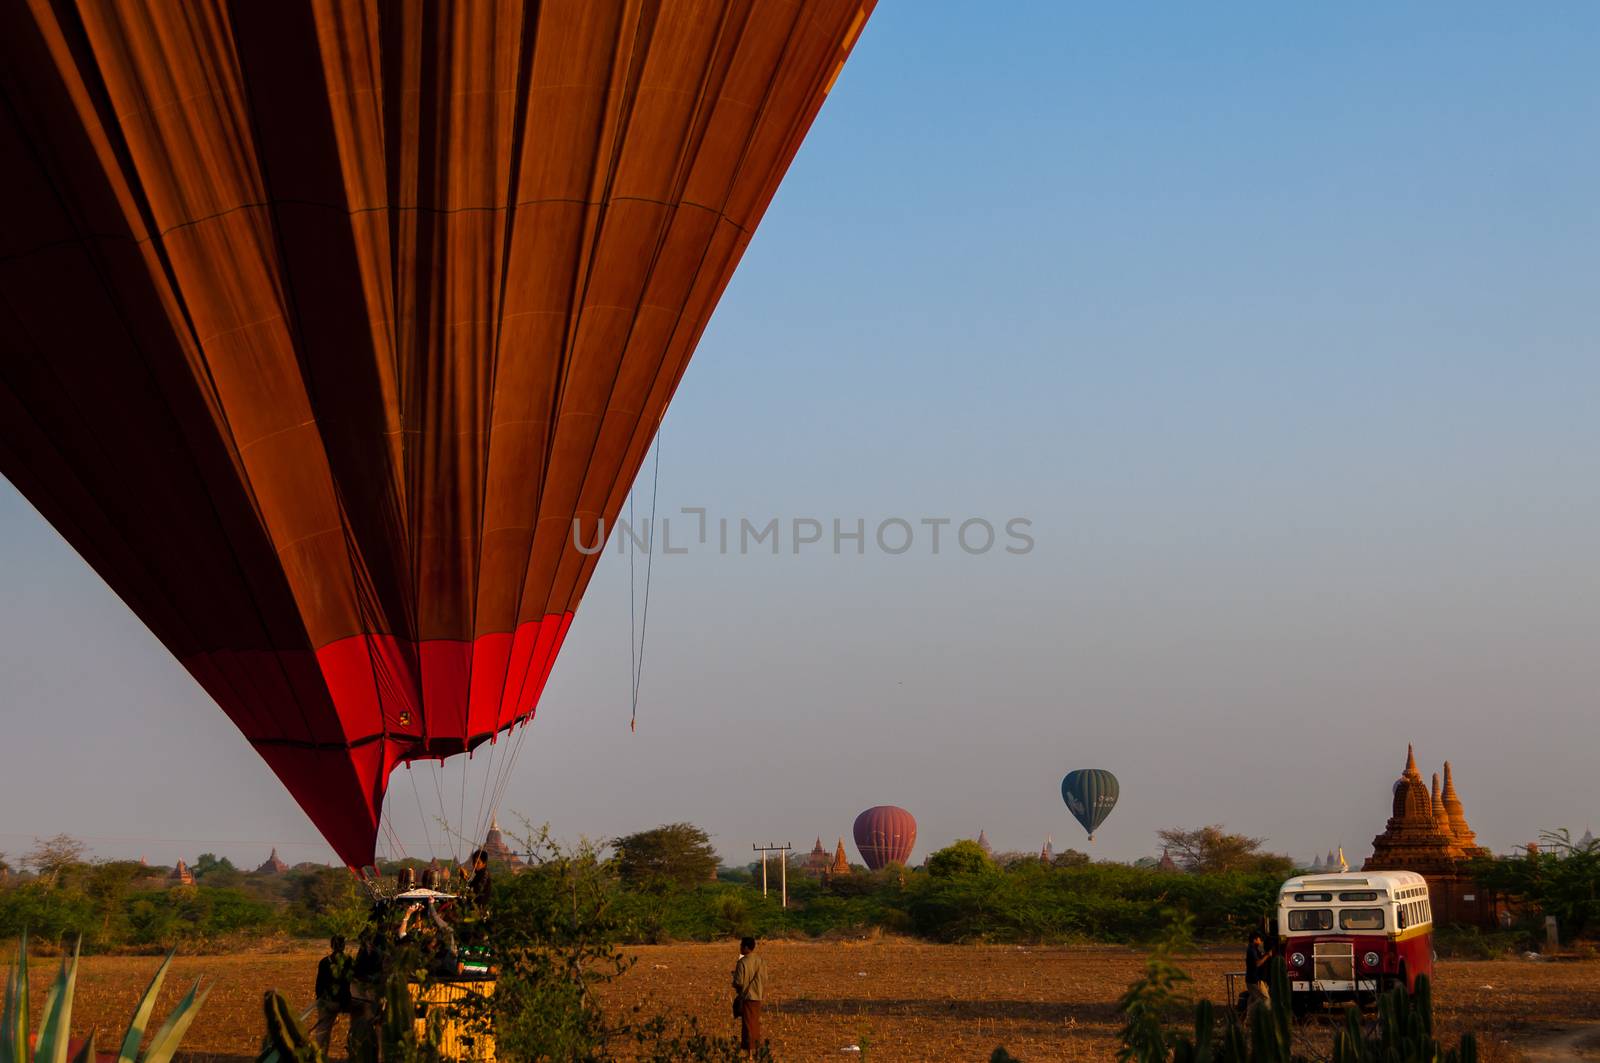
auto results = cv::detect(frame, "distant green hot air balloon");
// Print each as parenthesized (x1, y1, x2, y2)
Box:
(1061, 769, 1119, 841)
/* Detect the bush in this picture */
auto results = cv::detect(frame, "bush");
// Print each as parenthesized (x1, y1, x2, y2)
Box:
(926, 840, 994, 878)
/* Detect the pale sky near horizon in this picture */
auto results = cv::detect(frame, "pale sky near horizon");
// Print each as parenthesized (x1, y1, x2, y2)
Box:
(3, 3, 1598, 871)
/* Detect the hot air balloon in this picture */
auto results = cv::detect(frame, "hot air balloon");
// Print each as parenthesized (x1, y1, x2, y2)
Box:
(1061, 769, 1119, 841)
(853, 806, 916, 870)
(0, 0, 875, 869)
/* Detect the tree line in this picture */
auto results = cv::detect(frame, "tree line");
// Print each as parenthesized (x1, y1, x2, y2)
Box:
(4, 823, 1592, 953)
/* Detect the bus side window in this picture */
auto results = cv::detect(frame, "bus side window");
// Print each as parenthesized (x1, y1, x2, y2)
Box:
(1398, 906, 1409, 930)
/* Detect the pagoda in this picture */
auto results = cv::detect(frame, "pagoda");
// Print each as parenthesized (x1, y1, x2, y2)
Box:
(481, 817, 526, 871)
(1157, 847, 1178, 872)
(1040, 836, 1053, 863)
(976, 830, 992, 856)
(828, 838, 851, 877)
(804, 837, 831, 877)
(1442, 762, 1482, 853)
(255, 848, 288, 875)
(168, 859, 195, 886)
(1363, 745, 1497, 927)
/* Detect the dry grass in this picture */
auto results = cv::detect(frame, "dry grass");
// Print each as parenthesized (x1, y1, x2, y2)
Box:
(9, 941, 1597, 1061)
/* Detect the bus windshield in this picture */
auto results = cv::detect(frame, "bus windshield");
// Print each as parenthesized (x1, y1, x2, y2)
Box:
(1288, 909, 1334, 931)
(1339, 908, 1385, 930)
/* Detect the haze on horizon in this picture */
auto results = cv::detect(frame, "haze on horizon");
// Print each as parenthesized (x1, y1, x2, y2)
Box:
(2, 3, 1597, 872)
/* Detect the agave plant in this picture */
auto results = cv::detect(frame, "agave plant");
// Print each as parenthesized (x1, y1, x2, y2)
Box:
(1, 931, 209, 1063)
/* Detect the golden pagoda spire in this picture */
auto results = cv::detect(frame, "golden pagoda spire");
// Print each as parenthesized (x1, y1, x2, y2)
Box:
(1442, 761, 1480, 850)
(830, 837, 851, 876)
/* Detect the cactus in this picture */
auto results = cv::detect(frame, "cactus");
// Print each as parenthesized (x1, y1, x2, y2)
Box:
(261, 991, 323, 1063)
(1, 932, 208, 1063)
(1119, 955, 1477, 1063)
(1332, 975, 1478, 1063)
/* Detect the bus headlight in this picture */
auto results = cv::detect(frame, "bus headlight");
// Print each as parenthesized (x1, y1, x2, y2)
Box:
(1290, 952, 1306, 969)
(1363, 951, 1380, 968)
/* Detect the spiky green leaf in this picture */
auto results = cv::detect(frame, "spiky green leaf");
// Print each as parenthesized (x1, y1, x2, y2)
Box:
(137, 979, 210, 1063)
(34, 941, 81, 1063)
(2, 963, 21, 1063)
(116, 952, 175, 1063)
(2, 932, 29, 1063)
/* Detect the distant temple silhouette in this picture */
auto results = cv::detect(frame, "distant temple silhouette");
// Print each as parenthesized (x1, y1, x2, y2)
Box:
(977, 830, 992, 856)
(1157, 847, 1178, 872)
(481, 817, 525, 870)
(1363, 745, 1499, 927)
(168, 859, 194, 886)
(804, 837, 830, 877)
(256, 848, 288, 875)
(830, 838, 851, 877)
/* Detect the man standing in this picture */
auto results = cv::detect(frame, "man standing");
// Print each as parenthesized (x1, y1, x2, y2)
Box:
(309, 934, 352, 1053)
(1244, 928, 1272, 1011)
(464, 848, 492, 909)
(731, 936, 767, 1056)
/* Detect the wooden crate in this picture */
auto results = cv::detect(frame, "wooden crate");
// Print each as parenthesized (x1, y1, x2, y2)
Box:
(409, 980, 495, 1061)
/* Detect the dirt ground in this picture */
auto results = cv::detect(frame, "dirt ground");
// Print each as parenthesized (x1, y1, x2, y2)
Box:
(16, 940, 1600, 1062)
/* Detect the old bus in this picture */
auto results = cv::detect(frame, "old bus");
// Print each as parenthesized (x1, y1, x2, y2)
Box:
(1277, 870, 1433, 1008)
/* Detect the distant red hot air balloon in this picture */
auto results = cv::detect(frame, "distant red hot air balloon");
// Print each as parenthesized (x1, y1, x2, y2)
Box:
(0, 0, 876, 869)
(853, 806, 916, 870)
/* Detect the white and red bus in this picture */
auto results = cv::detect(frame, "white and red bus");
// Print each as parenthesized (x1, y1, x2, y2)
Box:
(1277, 870, 1433, 1007)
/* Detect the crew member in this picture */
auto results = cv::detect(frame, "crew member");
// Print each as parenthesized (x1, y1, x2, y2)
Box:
(731, 936, 767, 1057)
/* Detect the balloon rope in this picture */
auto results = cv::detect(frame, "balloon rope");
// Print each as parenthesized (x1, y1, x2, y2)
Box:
(471, 735, 499, 854)
(628, 474, 637, 725)
(409, 763, 437, 859)
(630, 427, 663, 732)
(429, 759, 456, 863)
(457, 757, 468, 860)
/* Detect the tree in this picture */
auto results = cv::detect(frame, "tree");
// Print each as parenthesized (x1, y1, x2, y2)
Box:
(610, 824, 719, 889)
(24, 834, 86, 886)
(1470, 829, 1600, 943)
(1155, 826, 1293, 877)
(193, 853, 235, 876)
(1053, 849, 1091, 868)
(193, 853, 242, 887)
(926, 840, 994, 878)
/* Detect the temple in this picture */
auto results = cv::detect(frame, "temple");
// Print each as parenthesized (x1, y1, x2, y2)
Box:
(804, 837, 831, 877)
(255, 848, 288, 875)
(481, 817, 526, 871)
(830, 838, 851, 877)
(977, 830, 992, 856)
(1363, 745, 1498, 926)
(168, 859, 194, 886)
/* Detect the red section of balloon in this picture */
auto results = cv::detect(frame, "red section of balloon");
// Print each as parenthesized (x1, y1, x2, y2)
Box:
(853, 806, 917, 870)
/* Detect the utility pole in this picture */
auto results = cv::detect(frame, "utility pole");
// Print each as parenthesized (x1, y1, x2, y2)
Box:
(751, 842, 793, 907)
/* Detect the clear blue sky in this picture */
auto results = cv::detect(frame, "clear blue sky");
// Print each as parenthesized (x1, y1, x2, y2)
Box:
(3, 3, 1597, 869)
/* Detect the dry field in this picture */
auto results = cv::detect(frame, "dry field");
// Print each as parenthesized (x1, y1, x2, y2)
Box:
(14, 941, 1599, 1062)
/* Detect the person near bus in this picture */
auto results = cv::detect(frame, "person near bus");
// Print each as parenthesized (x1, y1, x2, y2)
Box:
(1245, 928, 1272, 1008)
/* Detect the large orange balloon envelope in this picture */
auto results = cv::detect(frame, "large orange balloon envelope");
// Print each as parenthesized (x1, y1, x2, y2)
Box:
(0, 0, 873, 867)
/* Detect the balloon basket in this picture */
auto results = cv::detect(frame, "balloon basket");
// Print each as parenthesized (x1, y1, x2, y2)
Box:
(410, 979, 495, 1061)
